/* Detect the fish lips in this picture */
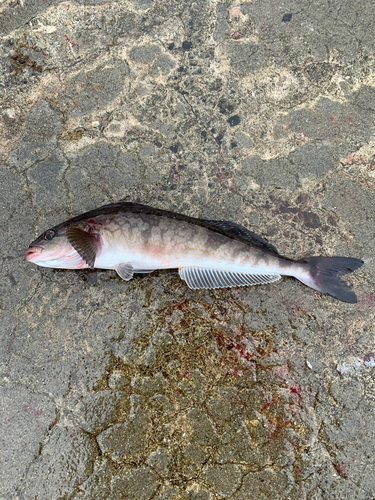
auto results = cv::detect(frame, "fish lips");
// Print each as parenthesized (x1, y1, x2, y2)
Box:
(25, 244, 44, 262)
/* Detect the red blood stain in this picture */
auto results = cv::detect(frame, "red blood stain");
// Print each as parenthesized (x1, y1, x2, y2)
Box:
(216, 168, 231, 181)
(176, 300, 188, 312)
(335, 462, 348, 477)
(227, 369, 243, 378)
(290, 386, 302, 396)
(360, 292, 375, 308)
(22, 405, 29, 411)
(233, 30, 241, 40)
(34, 409, 43, 417)
(345, 154, 360, 165)
(64, 35, 77, 47)
(230, 395, 245, 408)
(267, 415, 286, 437)
(4, 418, 11, 424)
(261, 397, 279, 411)
(329, 115, 336, 122)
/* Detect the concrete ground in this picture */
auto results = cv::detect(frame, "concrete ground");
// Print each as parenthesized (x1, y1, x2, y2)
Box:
(1, 0, 375, 498)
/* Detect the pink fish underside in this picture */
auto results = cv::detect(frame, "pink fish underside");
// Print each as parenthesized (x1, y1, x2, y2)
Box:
(60, 212, 309, 290)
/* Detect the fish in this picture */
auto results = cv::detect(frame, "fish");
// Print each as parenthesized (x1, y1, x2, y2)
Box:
(25, 202, 363, 302)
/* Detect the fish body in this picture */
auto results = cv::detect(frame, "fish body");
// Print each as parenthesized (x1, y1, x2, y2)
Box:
(25, 202, 363, 302)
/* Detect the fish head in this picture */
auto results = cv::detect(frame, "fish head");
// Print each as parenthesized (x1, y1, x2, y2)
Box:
(25, 226, 85, 268)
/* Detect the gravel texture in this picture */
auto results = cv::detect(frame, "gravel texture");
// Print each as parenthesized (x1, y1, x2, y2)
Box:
(1, 0, 375, 498)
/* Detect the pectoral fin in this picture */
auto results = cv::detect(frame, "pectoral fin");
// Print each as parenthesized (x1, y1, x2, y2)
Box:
(66, 227, 98, 268)
(115, 263, 134, 280)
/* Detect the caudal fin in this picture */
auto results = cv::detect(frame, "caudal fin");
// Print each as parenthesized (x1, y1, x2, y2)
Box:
(299, 256, 363, 303)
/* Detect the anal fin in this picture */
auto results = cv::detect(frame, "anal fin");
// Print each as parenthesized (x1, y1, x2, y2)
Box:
(179, 267, 281, 290)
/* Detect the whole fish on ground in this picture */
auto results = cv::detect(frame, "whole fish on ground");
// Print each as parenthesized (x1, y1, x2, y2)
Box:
(25, 202, 363, 303)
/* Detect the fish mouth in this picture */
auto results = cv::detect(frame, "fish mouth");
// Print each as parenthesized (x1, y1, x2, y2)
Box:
(25, 245, 44, 261)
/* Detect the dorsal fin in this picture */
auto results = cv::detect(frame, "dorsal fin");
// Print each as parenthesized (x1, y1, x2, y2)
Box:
(202, 220, 279, 255)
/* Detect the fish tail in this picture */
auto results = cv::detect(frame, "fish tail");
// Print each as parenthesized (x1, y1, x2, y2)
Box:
(297, 256, 363, 303)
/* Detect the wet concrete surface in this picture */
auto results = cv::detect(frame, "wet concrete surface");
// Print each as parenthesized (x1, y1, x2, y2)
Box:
(0, 0, 375, 498)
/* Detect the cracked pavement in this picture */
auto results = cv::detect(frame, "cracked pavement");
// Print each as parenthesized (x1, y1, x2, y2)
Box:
(1, 0, 375, 498)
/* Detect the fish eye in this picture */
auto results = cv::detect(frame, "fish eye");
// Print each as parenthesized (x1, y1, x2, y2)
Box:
(44, 230, 55, 241)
